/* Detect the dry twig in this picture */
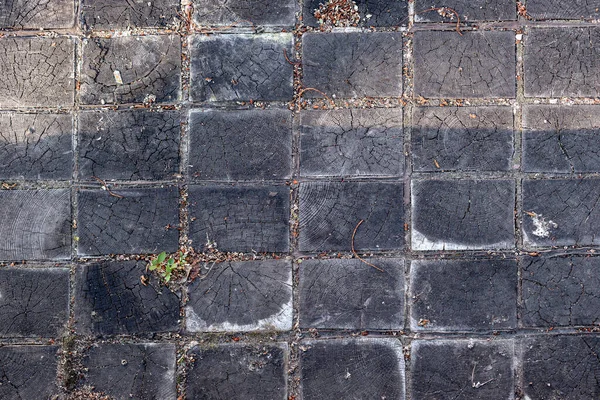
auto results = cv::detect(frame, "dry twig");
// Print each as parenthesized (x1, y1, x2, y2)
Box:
(297, 87, 336, 106)
(417, 7, 463, 35)
(351, 220, 384, 272)
(283, 48, 301, 65)
(92, 176, 124, 199)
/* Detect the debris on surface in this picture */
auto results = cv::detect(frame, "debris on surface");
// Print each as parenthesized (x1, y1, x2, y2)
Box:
(314, 0, 360, 27)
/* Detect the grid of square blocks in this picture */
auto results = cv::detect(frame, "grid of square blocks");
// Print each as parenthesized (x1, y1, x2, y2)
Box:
(2, 0, 600, 399)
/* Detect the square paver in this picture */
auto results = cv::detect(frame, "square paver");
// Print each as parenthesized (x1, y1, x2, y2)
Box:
(0, 268, 69, 338)
(186, 260, 292, 332)
(0, 37, 74, 107)
(190, 34, 293, 102)
(0, 113, 73, 180)
(82, 0, 180, 29)
(299, 182, 404, 252)
(300, 108, 403, 177)
(412, 106, 514, 172)
(78, 110, 180, 180)
(189, 109, 292, 180)
(412, 180, 515, 250)
(300, 339, 405, 400)
(299, 258, 404, 330)
(522, 179, 600, 247)
(0, 189, 71, 261)
(523, 336, 600, 399)
(188, 185, 290, 252)
(0, 346, 59, 399)
(522, 255, 600, 327)
(523, 105, 600, 173)
(81, 35, 181, 105)
(527, 0, 600, 20)
(194, 0, 296, 26)
(414, 0, 516, 22)
(82, 343, 176, 400)
(411, 340, 514, 400)
(0, 0, 74, 28)
(525, 28, 600, 97)
(77, 187, 179, 256)
(410, 259, 517, 331)
(303, 0, 409, 27)
(186, 343, 288, 399)
(414, 31, 516, 98)
(302, 32, 402, 98)
(74, 261, 180, 335)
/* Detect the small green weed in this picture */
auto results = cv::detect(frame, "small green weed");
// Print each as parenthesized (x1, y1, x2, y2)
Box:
(148, 251, 184, 283)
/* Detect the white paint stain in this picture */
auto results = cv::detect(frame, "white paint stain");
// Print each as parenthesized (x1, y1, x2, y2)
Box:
(185, 301, 293, 332)
(411, 229, 512, 251)
(527, 211, 558, 238)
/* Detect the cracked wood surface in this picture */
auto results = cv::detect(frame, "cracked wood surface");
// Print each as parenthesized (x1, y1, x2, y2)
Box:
(525, 27, 600, 97)
(77, 187, 180, 255)
(300, 339, 405, 400)
(299, 181, 404, 252)
(0, 113, 72, 179)
(189, 185, 290, 252)
(190, 34, 293, 101)
(0, 189, 71, 260)
(302, 32, 403, 98)
(0, 0, 74, 28)
(1, 1, 600, 399)
(186, 344, 288, 399)
(299, 258, 404, 330)
(78, 110, 181, 180)
(74, 261, 180, 335)
(0, 268, 69, 337)
(190, 109, 292, 180)
(81, 35, 181, 105)
(186, 259, 293, 332)
(410, 260, 517, 331)
(0, 37, 74, 107)
(527, 0, 600, 20)
(194, 0, 296, 26)
(522, 255, 600, 327)
(411, 340, 514, 400)
(414, 30, 516, 98)
(523, 179, 600, 247)
(300, 108, 403, 177)
(412, 106, 514, 172)
(523, 105, 600, 173)
(0, 346, 59, 399)
(82, 343, 177, 400)
(523, 336, 600, 399)
(81, 0, 181, 29)
(412, 180, 515, 250)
